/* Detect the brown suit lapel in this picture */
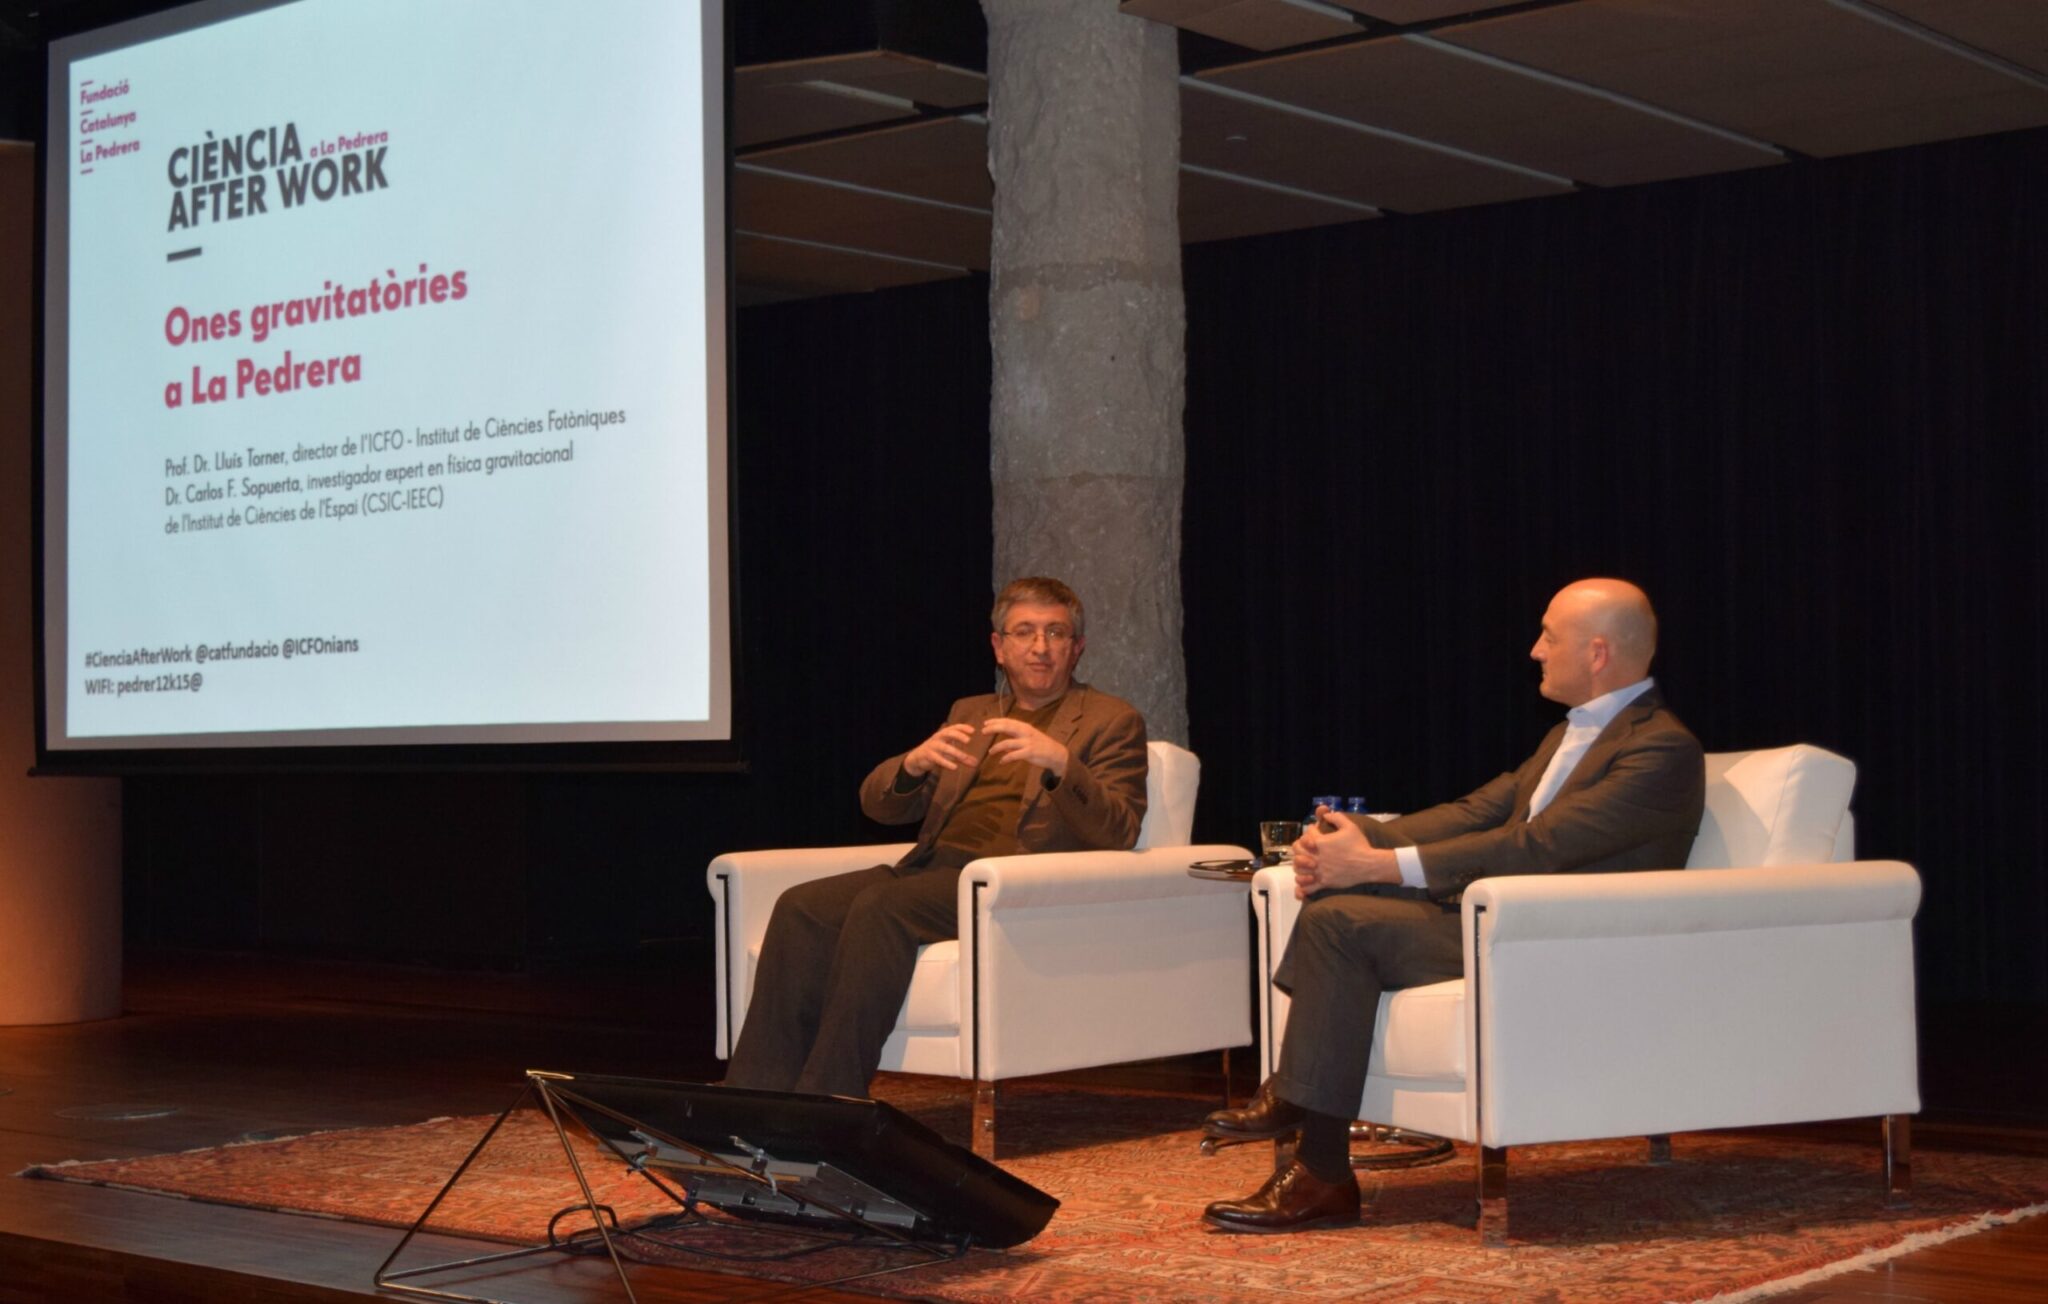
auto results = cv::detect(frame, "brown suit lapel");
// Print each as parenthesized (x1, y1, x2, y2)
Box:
(1049, 686, 1089, 742)
(1019, 685, 1090, 819)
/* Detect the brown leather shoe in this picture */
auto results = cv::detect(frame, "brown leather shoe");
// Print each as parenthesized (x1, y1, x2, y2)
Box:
(1203, 1158, 1361, 1233)
(1203, 1078, 1305, 1140)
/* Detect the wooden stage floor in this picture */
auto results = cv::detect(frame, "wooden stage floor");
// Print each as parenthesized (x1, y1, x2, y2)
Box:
(1, 951, 2044, 1303)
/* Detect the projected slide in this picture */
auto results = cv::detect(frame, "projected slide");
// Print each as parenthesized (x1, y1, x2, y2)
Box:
(44, 0, 729, 752)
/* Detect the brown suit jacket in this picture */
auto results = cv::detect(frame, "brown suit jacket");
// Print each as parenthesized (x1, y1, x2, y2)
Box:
(859, 682, 1149, 864)
(1370, 686, 1704, 902)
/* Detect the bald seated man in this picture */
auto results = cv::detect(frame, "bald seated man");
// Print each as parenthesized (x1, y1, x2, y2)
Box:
(1202, 578, 1705, 1234)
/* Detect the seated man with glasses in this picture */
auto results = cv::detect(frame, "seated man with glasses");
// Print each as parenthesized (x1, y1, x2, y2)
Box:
(723, 576, 1149, 1098)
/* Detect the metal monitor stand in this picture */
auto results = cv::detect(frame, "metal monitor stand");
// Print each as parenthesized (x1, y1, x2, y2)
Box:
(373, 1070, 966, 1304)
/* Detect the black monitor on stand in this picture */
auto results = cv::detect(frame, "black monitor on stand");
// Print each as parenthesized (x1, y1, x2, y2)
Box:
(375, 1070, 1060, 1303)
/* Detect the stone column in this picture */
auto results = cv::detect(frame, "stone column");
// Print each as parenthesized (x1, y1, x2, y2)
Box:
(982, 0, 1187, 745)
(0, 142, 123, 1026)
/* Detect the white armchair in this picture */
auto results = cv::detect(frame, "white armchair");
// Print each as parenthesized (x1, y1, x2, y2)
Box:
(1250, 744, 1921, 1243)
(709, 740, 1253, 1158)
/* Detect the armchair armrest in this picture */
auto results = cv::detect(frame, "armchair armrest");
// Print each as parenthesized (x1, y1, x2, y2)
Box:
(1465, 861, 1921, 943)
(706, 843, 916, 1057)
(963, 844, 1260, 908)
(1465, 860, 1922, 1145)
(709, 844, 918, 911)
(958, 844, 1256, 1081)
(1250, 864, 1300, 922)
(1249, 865, 1302, 1080)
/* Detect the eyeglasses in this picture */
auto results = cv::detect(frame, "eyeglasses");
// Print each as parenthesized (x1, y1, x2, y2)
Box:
(999, 625, 1076, 647)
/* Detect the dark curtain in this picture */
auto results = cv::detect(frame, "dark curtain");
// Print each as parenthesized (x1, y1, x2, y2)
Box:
(1181, 127, 2048, 1004)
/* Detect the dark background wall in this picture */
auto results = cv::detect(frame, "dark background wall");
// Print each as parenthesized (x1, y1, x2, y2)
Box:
(117, 124, 2047, 1005)
(1181, 125, 2048, 1007)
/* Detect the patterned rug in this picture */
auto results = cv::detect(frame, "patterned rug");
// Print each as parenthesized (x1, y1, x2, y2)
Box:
(20, 1073, 2048, 1302)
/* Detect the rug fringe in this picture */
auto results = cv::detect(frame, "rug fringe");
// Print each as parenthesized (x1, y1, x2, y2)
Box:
(1691, 1199, 2048, 1303)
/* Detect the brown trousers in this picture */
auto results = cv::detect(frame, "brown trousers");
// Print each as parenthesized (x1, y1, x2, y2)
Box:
(722, 861, 960, 1098)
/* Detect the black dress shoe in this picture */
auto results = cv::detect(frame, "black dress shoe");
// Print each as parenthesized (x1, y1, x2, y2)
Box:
(1204, 1078, 1305, 1140)
(1203, 1158, 1361, 1234)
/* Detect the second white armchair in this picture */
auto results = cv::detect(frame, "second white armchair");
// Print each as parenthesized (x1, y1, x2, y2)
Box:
(1248, 744, 1919, 1243)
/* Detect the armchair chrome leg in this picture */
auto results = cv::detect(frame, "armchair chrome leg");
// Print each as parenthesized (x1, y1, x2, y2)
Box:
(1647, 1133, 1673, 1165)
(972, 1079, 998, 1162)
(1884, 1114, 1912, 1207)
(1477, 1145, 1508, 1249)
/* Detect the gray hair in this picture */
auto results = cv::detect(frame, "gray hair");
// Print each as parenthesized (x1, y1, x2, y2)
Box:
(991, 576, 1084, 638)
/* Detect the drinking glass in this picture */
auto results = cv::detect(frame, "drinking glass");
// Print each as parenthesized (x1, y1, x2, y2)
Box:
(1259, 819, 1303, 864)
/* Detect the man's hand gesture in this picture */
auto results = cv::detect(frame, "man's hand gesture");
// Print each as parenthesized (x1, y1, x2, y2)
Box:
(981, 717, 1069, 778)
(902, 722, 978, 778)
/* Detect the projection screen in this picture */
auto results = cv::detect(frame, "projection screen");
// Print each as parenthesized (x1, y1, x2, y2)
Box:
(38, 0, 734, 768)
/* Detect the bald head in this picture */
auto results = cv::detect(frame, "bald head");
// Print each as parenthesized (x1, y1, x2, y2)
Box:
(1530, 578, 1659, 706)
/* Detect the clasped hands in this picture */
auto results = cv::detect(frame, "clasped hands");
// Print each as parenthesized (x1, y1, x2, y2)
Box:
(1291, 805, 1401, 899)
(903, 718, 1069, 779)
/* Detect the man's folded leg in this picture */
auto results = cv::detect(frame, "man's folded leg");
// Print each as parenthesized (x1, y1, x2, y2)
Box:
(792, 864, 963, 1099)
(722, 863, 898, 1091)
(1268, 891, 1462, 1114)
(1206, 890, 1462, 1231)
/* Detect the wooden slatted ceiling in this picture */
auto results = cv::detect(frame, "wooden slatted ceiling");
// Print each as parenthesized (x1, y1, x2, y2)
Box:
(1881, 0, 2048, 72)
(734, 2, 2048, 299)
(1179, 166, 1379, 244)
(1194, 36, 1784, 189)
(1436, 0, 2048, 159)
(1337, 0, 1503, 22)
(734, 168, 988, 272)
(747, 116, 993, 211)
(735, 51, 989, 149)
(1179, 78, 1570, 212)
(1120, 0, 1360, 53)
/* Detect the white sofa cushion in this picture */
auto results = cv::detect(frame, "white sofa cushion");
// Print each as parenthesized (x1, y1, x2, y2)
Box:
(1688, 744, 1857, 869)
(1371, 979, 1467, 1082)
(747, 941, 962, 1033)
(901, 941, 962, 1030)
(1135, 741, 1199, 849)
